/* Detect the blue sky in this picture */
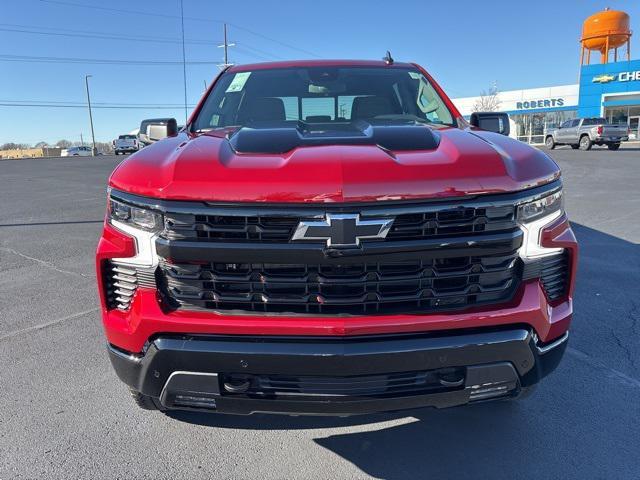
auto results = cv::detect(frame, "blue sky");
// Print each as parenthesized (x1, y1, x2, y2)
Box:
(2, 0, 639, 145)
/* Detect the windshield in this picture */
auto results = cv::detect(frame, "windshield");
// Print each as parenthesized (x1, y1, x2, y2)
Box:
(119, 135, 136, 139)
(192, 66, 455, 131)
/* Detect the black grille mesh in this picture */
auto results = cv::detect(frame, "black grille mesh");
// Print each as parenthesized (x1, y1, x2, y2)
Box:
(163, 205, 516, 243)
(221, 369, 464, 399)
(159, 252, 521, 315)
(539, 252, 570, 300)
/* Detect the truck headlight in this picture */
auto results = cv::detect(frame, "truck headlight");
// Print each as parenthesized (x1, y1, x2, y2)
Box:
(108, 197, 163, 233)
(517, 189, 564, 258)
(107, 193, 162, 266)
(517, 190, 563, 223)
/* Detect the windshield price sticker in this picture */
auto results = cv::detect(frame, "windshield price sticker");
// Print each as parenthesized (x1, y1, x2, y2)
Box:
(226, 72, 252, 92)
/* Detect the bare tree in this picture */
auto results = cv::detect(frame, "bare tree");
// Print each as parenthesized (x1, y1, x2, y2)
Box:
(1, 142, 29, 150)
(473, 84, 501, 112)
(55, 139, 73, 148)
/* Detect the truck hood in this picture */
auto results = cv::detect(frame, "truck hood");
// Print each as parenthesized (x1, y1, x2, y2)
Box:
(109, 127, 560, 202)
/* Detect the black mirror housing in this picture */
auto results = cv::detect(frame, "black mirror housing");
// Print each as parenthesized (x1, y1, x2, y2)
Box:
(144, 118, 179, 143)
(469, 112, 510, 136)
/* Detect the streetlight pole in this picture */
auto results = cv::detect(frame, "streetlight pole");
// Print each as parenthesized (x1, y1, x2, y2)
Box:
(85, 75, 96, 156)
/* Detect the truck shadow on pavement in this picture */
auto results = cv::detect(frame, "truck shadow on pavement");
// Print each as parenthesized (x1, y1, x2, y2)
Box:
(167, 223, 639, 479)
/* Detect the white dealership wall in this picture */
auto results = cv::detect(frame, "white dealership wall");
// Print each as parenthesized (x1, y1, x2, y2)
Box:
(451, 84, 579, 117)
(451, 84, 580, 143)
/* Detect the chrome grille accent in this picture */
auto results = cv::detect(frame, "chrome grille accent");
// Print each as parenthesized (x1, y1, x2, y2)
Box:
(104, 262, 157, 311)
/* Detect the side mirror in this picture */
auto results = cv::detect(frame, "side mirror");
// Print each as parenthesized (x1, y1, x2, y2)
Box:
(470, 112, 510, 136)
(146, 118, 178, 142)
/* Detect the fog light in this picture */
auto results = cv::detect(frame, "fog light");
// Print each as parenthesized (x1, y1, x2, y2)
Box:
(173, 395, 217, 409)
(469, 381, 513, 401)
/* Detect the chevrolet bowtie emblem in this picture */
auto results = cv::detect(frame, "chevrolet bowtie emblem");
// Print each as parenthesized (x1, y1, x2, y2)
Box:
(291, 214, 394, 247)
(592, 74, 616, 84)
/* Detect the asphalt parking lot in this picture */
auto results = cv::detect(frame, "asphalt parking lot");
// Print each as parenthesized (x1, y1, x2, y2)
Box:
(1, 145, 639, 479)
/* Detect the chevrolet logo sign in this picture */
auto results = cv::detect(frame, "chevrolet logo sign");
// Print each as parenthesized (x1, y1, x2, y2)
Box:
(291, 214, 393, 247)
(592, 74, 616, 84)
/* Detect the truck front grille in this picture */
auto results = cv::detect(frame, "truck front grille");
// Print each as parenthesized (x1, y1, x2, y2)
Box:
(163, 205, 516, 243)
(159, 251, 520, 315)
(107, 184, 572, 316)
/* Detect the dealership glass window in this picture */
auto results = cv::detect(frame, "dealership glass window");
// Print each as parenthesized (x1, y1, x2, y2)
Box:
(604, 107, 628, 124)
(607, 106, 640, 140)
(510, 110, 578, 144)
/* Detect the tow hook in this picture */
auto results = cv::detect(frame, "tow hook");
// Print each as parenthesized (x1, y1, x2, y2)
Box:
(437, 368, 465, 387)
(223, 377, 251, 393)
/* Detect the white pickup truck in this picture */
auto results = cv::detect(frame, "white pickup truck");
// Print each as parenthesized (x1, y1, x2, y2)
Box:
(113, 135, 140, 155)
(545, 117, 628, 151)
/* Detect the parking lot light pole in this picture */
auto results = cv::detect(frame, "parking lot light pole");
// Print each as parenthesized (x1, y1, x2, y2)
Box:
(85, 75, 97, 156)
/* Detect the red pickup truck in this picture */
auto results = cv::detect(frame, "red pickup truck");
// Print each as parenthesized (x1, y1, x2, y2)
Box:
(96, 59, 577, 415)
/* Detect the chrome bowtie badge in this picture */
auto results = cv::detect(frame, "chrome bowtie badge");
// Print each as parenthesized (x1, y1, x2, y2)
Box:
(291, 213, 393, 247)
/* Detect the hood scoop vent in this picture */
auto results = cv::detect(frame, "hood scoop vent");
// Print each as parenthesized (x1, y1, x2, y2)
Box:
(227, 120, 440, 154)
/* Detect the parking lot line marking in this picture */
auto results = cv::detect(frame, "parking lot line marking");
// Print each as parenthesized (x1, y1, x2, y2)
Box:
(567, 347, 640, 390)
(0, 307, 99, 342)
(0, 246, 91, 278)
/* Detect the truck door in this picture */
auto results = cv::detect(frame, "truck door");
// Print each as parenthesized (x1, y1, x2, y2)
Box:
(564, 119, 580, 144)
(556, 120, 570, 142)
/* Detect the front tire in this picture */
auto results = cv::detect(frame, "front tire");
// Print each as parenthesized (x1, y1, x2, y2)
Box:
(607, 143, 621, 150)
(545, 136, 555, 149)
(129, 388, 164, 411)
(579, 135, 592, 151)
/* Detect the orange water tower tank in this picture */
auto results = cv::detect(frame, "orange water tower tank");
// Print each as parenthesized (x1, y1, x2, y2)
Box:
(580, 8, 632, 64)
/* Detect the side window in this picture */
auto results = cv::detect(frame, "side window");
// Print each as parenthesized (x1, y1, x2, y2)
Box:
(570, 119, 580, 127)
(560, 121, 570, 129)
(582, 118, 593, 126)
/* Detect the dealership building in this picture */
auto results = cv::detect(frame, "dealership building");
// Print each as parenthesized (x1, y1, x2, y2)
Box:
(452, 9, 640, 144)
(452, 59, 640, 144)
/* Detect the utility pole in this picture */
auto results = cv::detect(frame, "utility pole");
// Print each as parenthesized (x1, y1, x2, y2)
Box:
(80, 133, 84, 146)
(217, 23, 235, 69)
(85, 75, 96, 156)
(179, 0, 188, 124)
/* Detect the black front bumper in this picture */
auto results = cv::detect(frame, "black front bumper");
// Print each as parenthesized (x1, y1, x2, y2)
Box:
(108, 328, 567, 415)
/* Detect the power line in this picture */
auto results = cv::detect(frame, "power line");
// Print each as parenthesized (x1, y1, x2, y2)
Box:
(0, 103, 196, 109)
(0, 24, 283, 62)
(1, 100, 193, 106)
(225, 22, 321, 58)
(31, 0, 321, 58)
(0, 54, 219, 66)
(0, 23, 222, 45)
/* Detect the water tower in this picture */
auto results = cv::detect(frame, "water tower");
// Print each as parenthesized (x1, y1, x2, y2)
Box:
(580, 8, 632, 64)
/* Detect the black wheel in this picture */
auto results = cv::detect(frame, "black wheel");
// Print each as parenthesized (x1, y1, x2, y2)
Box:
(579, 135, 592, 151)
(570, 144, 579, 149)
(607, 143, 621, 150)
(129, 388, 164, 411)
(545, 136, 555, 149)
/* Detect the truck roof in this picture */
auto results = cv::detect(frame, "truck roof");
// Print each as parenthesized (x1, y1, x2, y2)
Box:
(227, 59, 418, 72)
